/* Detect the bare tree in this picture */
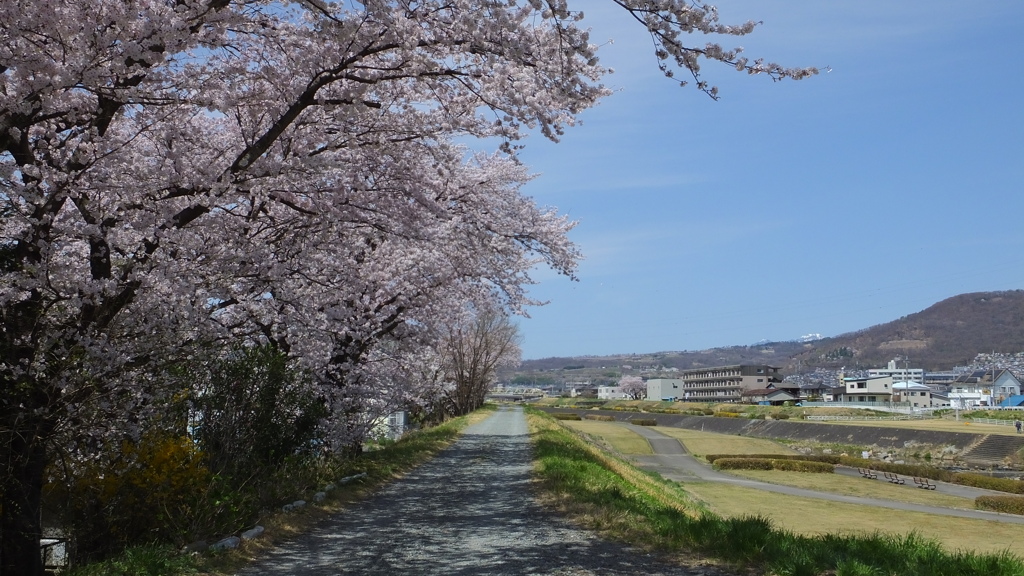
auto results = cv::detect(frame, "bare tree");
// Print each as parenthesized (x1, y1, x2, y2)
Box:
(441, 310, 522, 417)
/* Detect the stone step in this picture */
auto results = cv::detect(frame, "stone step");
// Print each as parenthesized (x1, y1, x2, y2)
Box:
(961, 435, 1024, 465)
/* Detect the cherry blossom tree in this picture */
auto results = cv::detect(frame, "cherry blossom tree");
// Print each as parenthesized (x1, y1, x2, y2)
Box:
(0, 1, 814, 573)
(619, 375, 648, 400)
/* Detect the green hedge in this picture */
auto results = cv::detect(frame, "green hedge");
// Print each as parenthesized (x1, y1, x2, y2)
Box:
(644, 406, 684, 414)
(583, 414, 616, 422)
(976, 495, 1024, 515)
(629, 418, 658, 426)
(713, 458, 834, 473)
(552, 412, 582, 421)
(953, 473, 1024, 494)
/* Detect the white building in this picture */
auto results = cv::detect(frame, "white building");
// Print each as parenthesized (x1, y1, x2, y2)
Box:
(868, 359, 924, 385)
(892, 381, 933, 409)
(646, 378, 683, 401)
(597, 386, 629, 400)
(835, 375, 894, 404)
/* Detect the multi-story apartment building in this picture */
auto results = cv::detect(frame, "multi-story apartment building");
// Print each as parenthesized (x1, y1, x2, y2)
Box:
(644, 365, 785, 403)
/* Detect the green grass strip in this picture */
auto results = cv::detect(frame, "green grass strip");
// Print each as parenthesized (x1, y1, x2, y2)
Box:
(528, 409, 1024, 576)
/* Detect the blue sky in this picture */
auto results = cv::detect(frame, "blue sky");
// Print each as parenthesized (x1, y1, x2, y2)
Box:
(511, 1, 1024, 360)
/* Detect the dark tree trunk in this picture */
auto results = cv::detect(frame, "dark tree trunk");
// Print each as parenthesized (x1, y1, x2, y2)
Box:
(1, 426, 48, 576)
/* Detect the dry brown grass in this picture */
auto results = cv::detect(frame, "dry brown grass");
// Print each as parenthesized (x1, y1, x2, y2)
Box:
(560, 420, 654, 454)
(726, 469, 973, 508)
(807, 417, 1021, 436)
(650, 426, 797, 457)
(683, 481, 1024, 555)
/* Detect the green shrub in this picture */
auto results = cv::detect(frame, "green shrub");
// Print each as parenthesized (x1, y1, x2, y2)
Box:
(773, 413, 791, 420)
(714, 458, 774, 471)
(976, 495, 1024, 515)
(953, 473, 1024, 494)
(185, 345, 328, 479)
(553, 412, 582, 420)
(705, 453, 841, 465)
(629, 418, 657, 426)
(772, 460, 834, 473)
(63, 544, 196, 576)
(584, 414, 616, 421)
(714, 411, 741, 418)
(713, 458, 833, 473)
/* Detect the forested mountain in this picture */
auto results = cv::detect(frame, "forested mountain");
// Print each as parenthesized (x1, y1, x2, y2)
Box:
(519, 291, 1024, 378)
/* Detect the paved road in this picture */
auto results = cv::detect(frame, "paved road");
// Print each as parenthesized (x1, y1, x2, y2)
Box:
(234, 406, 732, 576)
(624, 424, 1024, 525)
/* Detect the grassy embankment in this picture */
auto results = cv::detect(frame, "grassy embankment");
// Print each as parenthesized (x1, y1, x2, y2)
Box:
(66, 407, 497, 576)
(567, 421, 1023, 553)
(530, 409, 1024, 576)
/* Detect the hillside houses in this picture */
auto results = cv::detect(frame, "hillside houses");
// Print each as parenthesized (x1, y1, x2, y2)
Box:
(950, 369, 1022, 408)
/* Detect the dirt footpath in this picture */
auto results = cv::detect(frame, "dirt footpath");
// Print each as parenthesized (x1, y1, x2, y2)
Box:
(233, 405, 731, 576)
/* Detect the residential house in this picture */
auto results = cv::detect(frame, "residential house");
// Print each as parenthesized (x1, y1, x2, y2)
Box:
(835, 375, 894, 405)
(930, 392, 952, 408)
(741, 385, 799, 406)
(798, 381, 833, 401)
(950, 369, 1022, 407)
(892, 381, 933, 409)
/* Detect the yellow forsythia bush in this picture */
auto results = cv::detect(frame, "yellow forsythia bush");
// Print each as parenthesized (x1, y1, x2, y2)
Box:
(47, 432, 214, 562)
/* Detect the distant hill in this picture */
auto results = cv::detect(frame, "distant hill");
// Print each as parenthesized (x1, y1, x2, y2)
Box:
(790, 290, 1024, 372)
(518, 291, 1024, 379)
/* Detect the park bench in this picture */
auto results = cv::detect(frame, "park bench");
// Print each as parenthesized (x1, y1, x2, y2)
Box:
(883, 472, 905, 484)
(858, 468, 877, 479)
(913, 476, 936, 490)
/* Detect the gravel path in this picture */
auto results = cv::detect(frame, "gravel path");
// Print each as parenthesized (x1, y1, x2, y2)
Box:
(234, 405, 729, 576)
